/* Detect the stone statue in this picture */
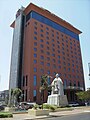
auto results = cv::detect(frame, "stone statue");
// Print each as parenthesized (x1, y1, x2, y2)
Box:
(47, 73, 68, 106)
(51, 73, 64, 96)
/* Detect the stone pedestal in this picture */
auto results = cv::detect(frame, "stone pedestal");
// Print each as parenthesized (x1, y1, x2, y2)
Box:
(47, 94, 68, 106)
(28, 109, 49, 116)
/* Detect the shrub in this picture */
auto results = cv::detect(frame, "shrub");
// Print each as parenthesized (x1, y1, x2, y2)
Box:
(0, 112, 13, 118)
(43, 104, 50, 109)
(33, 104, 39, 109)
(43, 104, 56, 111)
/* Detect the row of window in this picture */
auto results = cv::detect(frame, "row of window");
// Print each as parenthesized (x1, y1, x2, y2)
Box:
(26, 11, 79, 40)
(34, 35, 80, 48)
(33, 42, 80, 55)
(23, 74, 82, 87)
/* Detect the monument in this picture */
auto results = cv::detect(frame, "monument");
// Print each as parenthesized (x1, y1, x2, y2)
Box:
(47, 73, 68, 106)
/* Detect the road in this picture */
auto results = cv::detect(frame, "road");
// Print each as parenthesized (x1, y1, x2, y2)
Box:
(39, 112, 90, 120)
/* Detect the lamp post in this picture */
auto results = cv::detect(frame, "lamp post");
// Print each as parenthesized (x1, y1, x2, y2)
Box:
(88, 63, 90, 80)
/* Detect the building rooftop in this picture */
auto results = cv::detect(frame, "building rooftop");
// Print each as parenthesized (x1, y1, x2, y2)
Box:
(11, 3, 82, 35)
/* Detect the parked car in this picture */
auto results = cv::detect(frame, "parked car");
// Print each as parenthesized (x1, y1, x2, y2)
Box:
(17, 102, 36, 110)
(69, 102, 79, 107)
(0, 105, 4, 111)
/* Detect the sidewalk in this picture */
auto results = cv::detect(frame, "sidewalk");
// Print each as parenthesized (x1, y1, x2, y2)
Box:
(1, 106, 90, 120)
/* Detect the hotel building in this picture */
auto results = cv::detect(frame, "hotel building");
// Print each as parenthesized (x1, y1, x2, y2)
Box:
(9, 3, 85, 104)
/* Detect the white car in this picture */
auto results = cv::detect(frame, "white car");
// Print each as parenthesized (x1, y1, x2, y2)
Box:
(69, 102, 79, 107)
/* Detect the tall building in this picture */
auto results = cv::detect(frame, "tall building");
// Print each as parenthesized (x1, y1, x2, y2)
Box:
(9, 3, 85, 104)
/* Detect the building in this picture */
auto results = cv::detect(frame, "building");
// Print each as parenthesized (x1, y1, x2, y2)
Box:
(0, 90, 9, 104)
(9, 3, 85, 104)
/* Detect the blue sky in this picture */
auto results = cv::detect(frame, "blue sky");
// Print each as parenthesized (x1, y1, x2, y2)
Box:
(0, 0, 90, 91)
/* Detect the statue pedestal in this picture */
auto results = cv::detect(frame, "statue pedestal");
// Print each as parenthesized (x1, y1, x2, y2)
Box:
(47, 94, 68, 106)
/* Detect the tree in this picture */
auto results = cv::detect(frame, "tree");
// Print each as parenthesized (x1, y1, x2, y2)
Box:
(9, 88, 22, 106)
(76, 89, 90, 103)
(39, 75, 52, 108)
(13, 88, 22, 105)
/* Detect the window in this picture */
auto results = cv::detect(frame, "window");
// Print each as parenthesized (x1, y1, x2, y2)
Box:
(58, 55, 60, 59)
(34, 60, 37, 64)
(40, 29, 43, 32)
(40, 61, 44, 65)
(78, 81, 80, 87)
(46, 41, 49, 45)
(64, 79, 67, 88)
(34, 68, 37, 72)
(52, 48, 55, 52)
(47, 46, 49, 50)
(34, 75, 37, 86)
(40, 69, 44, 73)
(58, 45, 60, 48)
(40, 39, 43, 42)
(33, 90, 36, 101)
(41, 50, 44, 53)
(34, 48, 37, 52)
(56, 32, 59, 35)
(33, 90, 36, 96)
(46, 36, 49, 40)
(47, 57, 50, 61)
(74, 81, 76, 86)
(46, 32, 49, 35)
(58, 60, 61, 64)
(57, 41, 60, 44)
(40, 44, 44, 48)
(52, 39, 54, 42)
(53, 64, 56, 68)
(52, 34, 54, 37)
(47, 52, 50, 55)
(58, 66, 61, 69)
(34, 31, 37, 35)
(34, 26, 37, 30)
(52, 54, 55, 57)
(34, 42, 37, 46)
(57, 36, 59, 39)
(68, 68, 70, 71)
(47, 70, 50, 74)
(26, 75, 28, 86)
(23, 76, 25, 86)
(47, 63, 50, 66)
(52, 44, 55, 47)
(25, 90, 27, 101)
(40, 24, 43, 27)
(34, 36, 37, 40)
(47, 77, 51, 85)
(58, 50, 60, 53)
(34, 53, 37, 58)
(68, 63, 70, 66)
(41, 34, 43, 37)
(46, 27, 49, 30)
(40, 55, 44, 59)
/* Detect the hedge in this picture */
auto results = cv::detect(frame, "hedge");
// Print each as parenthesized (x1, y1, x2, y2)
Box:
(0, 112, 13, 118)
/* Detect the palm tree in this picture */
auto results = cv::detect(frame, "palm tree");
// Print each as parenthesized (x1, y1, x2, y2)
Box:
(39, 75, 52, 108)
(9, 88, 22, 106)
(13, 88, 22, 106)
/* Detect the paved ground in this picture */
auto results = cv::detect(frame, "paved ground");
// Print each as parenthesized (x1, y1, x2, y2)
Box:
(1, 106, 90, 120)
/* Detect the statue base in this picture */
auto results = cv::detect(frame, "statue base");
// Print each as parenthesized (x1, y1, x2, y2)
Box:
(47, 94, 68, 106)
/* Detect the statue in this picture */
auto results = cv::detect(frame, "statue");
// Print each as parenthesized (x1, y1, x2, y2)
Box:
(51, 73, 64, 96)
(47, 73, 68, 106)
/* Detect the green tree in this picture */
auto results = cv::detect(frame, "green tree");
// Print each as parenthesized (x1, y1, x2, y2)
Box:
(76, 89, 90, 103)
(39, 75, 52, 108)
(9, 88, 22, 106)
(13, 88, 22, 105)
